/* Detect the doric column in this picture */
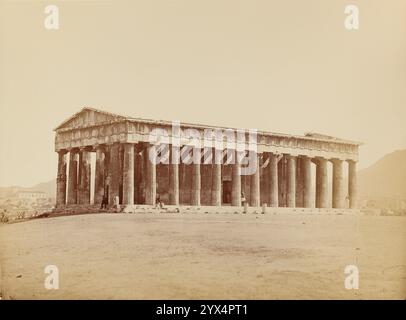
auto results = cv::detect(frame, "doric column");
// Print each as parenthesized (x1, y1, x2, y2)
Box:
(145, 144, 157, 206)
(78, 149, 91, 204)
(169, 146, 180, 205)
(332, 159, 345, 208)
(211, 159, 222, 206)
(134, 144, 142, 204)
(269, 153, 278, 207)
(191, 162, 201, 206)
(108, 143, 121, 206)
(302, 156, 312, 208)
(231, 161, 241, 206)
(67, 150, 78, 205)
(278, 156, 287, 207)
(94, 146, 105, 206)
(122, 143, 134, 205)
(295, 157, 304, 207)
(348, 160, 358, 209)
(250, 152, 260, 207)
(56, 150, 67, 207)
(286, 155, 296, 207)
(78, 148, 91, 204)
(316, 157, 329, 208)
(118, 145, 124, 203)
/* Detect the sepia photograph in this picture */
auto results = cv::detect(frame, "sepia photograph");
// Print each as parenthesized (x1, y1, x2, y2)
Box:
(0, 0, 405, 305)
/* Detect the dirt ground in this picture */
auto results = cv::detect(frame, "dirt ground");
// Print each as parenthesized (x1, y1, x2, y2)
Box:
(0, 212, 405, 299)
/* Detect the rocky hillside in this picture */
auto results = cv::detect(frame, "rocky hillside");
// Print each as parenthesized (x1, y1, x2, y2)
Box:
(358, 149, 406, 199)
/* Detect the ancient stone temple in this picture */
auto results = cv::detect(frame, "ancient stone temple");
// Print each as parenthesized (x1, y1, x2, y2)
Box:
(54, 107, 360, 211)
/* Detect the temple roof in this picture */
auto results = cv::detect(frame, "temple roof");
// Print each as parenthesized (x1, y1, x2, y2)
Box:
(54, 107, 362, 146)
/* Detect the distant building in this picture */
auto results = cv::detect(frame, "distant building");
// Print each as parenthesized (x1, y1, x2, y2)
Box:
(18, 190, 47, 200)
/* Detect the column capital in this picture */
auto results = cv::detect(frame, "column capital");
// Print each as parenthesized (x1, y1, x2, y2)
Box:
(67, 147, 80, 153)
(79, 146, 93, 152)
(270, 152, 284, 163)
(330, 158, 344, 164)
(106, 141, 121, 147)
(122, 142, 135, 149)
(94, 144, 108, 152)
(57, 149, 68, 155)
(312, 156, 327, 165)
(284, 154, 299, 161)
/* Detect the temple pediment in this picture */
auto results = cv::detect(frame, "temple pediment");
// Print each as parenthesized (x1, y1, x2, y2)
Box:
(54, 107, 127, 131)
(54, 108, 360, 162)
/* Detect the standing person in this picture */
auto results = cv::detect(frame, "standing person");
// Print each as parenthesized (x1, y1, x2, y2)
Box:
(113, 195, 120, 212)
(241, 191, 246, 206)
(100, 194, 108, 209)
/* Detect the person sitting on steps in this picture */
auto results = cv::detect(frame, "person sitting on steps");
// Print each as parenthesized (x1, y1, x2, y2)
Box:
(156, 193, 164, 209)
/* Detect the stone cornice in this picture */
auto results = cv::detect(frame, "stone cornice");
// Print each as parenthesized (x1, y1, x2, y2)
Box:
(54, 108, 361, 161)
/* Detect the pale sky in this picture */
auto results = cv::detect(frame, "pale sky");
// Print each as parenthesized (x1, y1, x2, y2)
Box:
(0, 0, 405, 187)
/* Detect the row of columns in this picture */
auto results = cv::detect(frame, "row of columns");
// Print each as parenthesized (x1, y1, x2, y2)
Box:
(56, 149, 92, 206)
(56, 145, 358, 209)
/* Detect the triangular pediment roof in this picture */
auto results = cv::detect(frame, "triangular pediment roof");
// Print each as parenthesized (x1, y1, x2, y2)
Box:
(54, 107, 362, 146)
(54, 107, 130, 131)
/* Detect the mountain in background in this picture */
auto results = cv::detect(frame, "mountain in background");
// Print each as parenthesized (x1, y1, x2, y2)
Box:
(0, 179, 56, 199)
(31, 179, 56, 198)
(358, 149, 406, 199)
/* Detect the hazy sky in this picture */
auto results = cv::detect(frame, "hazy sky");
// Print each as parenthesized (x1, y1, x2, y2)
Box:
(0, 0, 405, 187)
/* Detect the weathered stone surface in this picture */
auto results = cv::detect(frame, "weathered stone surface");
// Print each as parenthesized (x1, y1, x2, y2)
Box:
(108, 143, 121, 206)
(332, 159, 345, 209)
(123, 143, 134, 205)
(55, 108, 360, 162)
(269, 153, 279, 207)
(302, 156, 312, 208)
(316, 158, 329, 208)
(191, 163, 201, 206)
(211, 163, 222, 206)
(278, 156, 287, 207)
(94, 147, 105, 206)
(54, 108, 361, 210)
(78, 149, 91, 205)
(295, 156, 303, 207)
(286, 155, 296, 208)
(231, 163, 241, 207)
(169, 163, 179, 205)
(56, 150, 67, 207)
(348, 160, 358, 209)
(250, 153, 260, 207)
(67, 151, 78, 205)
(145, 144, 156, 206)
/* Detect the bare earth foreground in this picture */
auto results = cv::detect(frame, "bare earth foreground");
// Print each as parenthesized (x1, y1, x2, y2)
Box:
(0, 212, 405, 299)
